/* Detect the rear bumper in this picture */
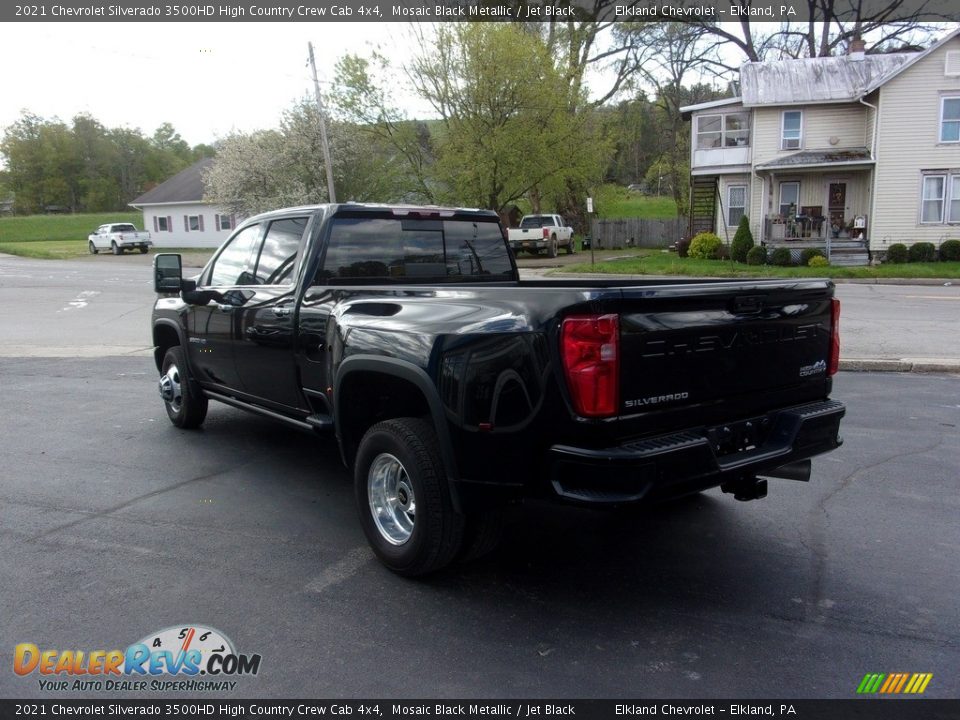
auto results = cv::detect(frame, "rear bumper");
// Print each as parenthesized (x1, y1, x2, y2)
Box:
(119, 240, 152, 248)
(510, 239, 548, 251)
(548, 399, 845, 504)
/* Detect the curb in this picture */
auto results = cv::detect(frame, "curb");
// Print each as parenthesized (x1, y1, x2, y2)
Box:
(840, 358, 960, 374)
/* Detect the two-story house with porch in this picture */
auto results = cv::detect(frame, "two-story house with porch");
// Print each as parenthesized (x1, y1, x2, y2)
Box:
(682, 27, 960, 265)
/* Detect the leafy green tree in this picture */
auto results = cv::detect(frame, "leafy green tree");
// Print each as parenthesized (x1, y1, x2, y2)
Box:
(407, 24, 610, 214)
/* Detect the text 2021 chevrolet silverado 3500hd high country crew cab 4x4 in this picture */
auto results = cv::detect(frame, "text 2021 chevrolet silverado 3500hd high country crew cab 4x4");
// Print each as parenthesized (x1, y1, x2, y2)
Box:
(151, 203, 845, 576)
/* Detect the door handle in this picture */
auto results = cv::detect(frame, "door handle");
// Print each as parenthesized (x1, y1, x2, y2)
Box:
(272, 306, 293, 318)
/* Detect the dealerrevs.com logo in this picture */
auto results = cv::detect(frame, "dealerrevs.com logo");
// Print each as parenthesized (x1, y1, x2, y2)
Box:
(14, 625, 261, 692)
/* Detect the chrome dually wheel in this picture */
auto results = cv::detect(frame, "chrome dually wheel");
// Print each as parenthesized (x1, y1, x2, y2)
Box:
(368, 452, 416, 545)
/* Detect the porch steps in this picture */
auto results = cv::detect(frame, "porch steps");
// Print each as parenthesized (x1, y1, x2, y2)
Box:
(829, 240, 870, 266)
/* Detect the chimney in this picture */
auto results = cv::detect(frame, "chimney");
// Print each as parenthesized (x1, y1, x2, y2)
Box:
(849, 36, 866, 60)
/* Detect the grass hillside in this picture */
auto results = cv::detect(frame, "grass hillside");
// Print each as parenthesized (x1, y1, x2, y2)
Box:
(0, 212, 143, 258)
(596, 188, 678, 220)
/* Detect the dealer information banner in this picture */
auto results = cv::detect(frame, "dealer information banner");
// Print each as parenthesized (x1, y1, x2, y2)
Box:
(3, 0, 957, 22)
(2, 700, 960, 719)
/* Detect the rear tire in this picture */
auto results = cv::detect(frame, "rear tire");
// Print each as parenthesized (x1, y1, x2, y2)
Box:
(139, 246, 148, 254)
(111, 241, 121, 255)
(566, 239, 575, 255)
(355, 418, 464, 577)
(159, 346, 208, 429)
(88, 241, 98, 255)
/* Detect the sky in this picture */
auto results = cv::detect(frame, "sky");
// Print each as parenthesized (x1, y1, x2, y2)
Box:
(0, 22, 438, 147)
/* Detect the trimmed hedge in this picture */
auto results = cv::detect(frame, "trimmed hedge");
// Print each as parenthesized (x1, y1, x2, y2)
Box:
(885, 243, 908, 263)
(940, 239, 960, 262)
(908, 242, 937, 263)
(746, 246, 767, 265)
(808, 255, 829, 268)
(688, 232, 724, 260)
(800, 248, 826, 265)
(770, 247, 793, 267)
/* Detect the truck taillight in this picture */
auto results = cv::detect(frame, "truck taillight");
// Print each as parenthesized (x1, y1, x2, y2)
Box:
(828, 298, 840, 376)
(561, 314, 619, 418)
(543, 228, 550, 239)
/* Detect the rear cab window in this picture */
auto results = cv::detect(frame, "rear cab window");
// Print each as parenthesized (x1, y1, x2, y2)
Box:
(316, 213, 514, 284)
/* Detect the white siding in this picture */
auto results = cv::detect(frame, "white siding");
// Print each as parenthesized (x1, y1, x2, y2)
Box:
(752, 104, 869, 166)
(141, 203, 236, 249)
(714, 174, 752, 237)
(871, 36, 960, 250)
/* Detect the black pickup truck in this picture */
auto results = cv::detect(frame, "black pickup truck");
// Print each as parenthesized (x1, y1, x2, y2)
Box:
(152, 203, 845, 576)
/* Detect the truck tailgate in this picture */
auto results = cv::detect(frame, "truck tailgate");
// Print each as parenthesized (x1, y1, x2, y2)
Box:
(617, 280, 835, 423)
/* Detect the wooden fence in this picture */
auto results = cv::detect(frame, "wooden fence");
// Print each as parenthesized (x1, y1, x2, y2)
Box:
(588, 217, 687, 250)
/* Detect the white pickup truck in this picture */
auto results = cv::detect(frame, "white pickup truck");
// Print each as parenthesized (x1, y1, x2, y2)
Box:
(88, 223, 153, 255)
(507, 214, 575, 257)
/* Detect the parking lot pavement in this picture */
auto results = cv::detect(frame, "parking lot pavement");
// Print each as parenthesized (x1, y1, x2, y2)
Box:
(1, 361, 957, 699)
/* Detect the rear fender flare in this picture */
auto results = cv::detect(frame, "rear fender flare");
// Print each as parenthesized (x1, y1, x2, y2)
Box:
(334, 355, 462, 513)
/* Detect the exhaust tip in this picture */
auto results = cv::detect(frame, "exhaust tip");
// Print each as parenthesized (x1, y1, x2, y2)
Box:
(762, 460, 812, 482)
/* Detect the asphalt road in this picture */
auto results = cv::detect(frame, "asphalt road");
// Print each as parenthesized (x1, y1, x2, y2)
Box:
(1, 254, 958, 700)
(1, 253, 959, 361)
(0, 361, 957, 699)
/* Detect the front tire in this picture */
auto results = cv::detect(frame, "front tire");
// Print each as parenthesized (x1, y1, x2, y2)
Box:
(88, 241, 98, 255)
(111, 241, 121, 255)
(139, 246, 148, 254)
(159, 346, 207, 429)
(355, 418, 464, 577)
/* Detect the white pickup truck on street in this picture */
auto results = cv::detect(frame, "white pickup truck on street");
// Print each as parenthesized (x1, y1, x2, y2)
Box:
(88, 223, 153, 255)
(507, 214, 575, 257)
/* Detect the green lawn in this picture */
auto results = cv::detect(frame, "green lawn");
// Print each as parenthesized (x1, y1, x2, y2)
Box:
(0, 212, 144, 259)
(561, 250, 960, 279)
(597, 191, 678, 220)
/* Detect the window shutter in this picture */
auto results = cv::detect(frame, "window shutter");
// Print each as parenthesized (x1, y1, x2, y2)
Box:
(230, 214, 236, 229)
(167, 216, 172, 232)
(946, 51, 960, 77)
(153, 216, 158, 232)
(184, 215, 189, 232)
(215, 214, 220, 231)
(199, 215, 204, 232)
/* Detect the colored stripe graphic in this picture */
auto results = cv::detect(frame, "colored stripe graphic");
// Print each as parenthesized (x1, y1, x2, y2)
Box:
(858, 673, 932, 694)
(857, 674, 885, 694)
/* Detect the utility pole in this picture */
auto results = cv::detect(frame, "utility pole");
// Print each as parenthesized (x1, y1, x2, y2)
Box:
(307, 41, 337, 204)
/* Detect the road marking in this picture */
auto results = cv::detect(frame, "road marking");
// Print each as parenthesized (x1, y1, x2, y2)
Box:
(304, 547, 371, 594)
(902, 295, 960, 300)
(59, 290, 100, 312)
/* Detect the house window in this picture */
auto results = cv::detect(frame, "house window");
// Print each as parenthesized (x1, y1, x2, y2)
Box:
(921, 175, 945, 223)
(696, 113, 750, 149)
(945, 51, 960, 77)
(779, 182, 800, 217)
(156, 216, 169, 232)
(940, 98, 960, 143)
(782, 111, 802, 150)
(724, 113, 750, 147)
(727, 184, 747, 226)
(218, 214, 232, 231)
(188, 215, 201, 231)
(696, 115, 722, 149)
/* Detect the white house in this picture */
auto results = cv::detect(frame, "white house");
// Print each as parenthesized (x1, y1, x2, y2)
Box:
(130, 158, 236, 249)
(681, 27, 960, 265)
